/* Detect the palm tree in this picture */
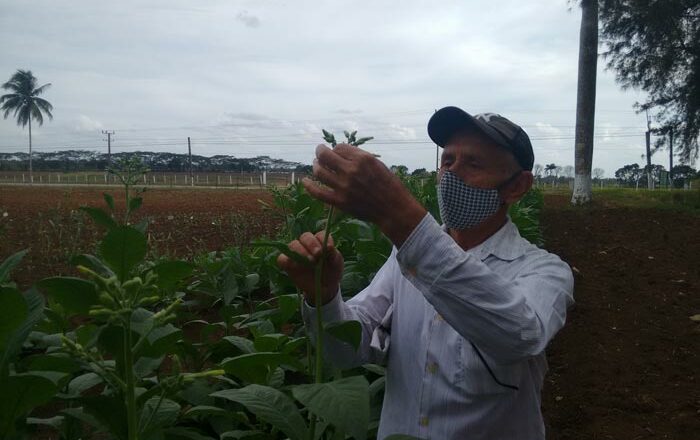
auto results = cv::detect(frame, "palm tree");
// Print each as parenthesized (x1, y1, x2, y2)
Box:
(1, 70, 53, 183)
(571, 0, 598, 204)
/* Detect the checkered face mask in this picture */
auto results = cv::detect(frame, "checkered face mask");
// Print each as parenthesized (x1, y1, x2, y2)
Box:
(437, 171, 505, 230)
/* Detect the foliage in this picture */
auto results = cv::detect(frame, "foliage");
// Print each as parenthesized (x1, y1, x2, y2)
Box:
(0, 69, 53, 128)
(599, 0, 700, 162)
(3, 151, 545, 440)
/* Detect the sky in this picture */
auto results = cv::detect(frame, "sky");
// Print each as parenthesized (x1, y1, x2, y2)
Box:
(0, 0, 674, 177)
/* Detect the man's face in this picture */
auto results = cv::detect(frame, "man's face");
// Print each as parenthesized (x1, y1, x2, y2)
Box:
(438, 130, 521, 190)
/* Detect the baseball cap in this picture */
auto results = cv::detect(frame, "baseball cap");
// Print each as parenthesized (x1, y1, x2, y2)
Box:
(428, 106, 534, 171)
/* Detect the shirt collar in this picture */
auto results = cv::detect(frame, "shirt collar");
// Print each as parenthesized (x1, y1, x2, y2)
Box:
(441, 217, 527, 261)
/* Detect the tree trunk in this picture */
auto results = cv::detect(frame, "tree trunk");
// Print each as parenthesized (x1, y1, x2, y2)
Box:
(28, 118, 33, 184)
(571, 0, 598, 205)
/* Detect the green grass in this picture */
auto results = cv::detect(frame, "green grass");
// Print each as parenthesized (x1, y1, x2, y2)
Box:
(588, 188, 700, 214)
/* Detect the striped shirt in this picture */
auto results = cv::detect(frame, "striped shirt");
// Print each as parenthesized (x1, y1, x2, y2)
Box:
(304, 213, 574, 439)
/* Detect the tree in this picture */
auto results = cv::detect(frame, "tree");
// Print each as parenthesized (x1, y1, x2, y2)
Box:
(670, 165, 697, 188)
(571, 0, 598, 205)
(615, 163, 643, 187)
(545, 163, 557, 177)
(532, 163, 544, 179)
(0, 70, 53, 183)
(599, 0, 700, 162)
(592, 167, 605, 180)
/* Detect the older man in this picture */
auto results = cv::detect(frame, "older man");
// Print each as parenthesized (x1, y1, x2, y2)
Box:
(277, 106, 574, 440)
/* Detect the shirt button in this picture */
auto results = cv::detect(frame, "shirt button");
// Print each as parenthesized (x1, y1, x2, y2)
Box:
(426, 362, 438, 374)
(435, 313, 443, 321)
(419, 416, 429, 427)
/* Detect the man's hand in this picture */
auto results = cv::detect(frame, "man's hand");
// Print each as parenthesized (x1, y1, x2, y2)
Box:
(302, 143, 427, 247)
(276, 231, 344, 307)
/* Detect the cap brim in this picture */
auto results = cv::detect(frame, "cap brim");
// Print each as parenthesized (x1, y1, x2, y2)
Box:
(428, 106, 511, 150)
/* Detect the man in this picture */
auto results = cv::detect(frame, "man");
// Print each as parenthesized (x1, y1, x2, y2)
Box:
(277, 106, 575, 439)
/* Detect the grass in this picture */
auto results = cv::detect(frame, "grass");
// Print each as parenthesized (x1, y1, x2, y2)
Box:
(541, 187, 700, 215)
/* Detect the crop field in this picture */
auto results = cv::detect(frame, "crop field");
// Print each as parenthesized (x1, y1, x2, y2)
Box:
(1, 183, 699, 440)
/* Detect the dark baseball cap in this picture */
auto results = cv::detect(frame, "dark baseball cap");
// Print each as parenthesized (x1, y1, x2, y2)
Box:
(428, 106, 534, 171)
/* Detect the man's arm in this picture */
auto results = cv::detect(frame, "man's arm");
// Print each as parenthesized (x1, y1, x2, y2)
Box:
(396, 214, 574, 364)
(302, 248, 397, 369)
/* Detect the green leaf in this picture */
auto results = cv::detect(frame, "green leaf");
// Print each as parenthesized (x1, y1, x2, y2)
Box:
(0, 249, 27, 285)
(163, 427, 217, 440)
(138, 396, 180, 437)
(38, 277, 99, 315)
(0, 373, 61, 438)
(128, 196, 143, 213)
(183, 405, 228, 419)
(253, 333, 288, 352)
(220, 430, 267, 439)
(27, 353, 80, 374)
(291, 376, 370, 440)
(137, 324, 182, 358)
(103, 192, 115, 211)
(78, 395, 128, 440)
(70, 254, 116, 278)
(100, 226, 148, 281)
(151, 260, 194, 291)
(133, 218, 149, 234)
(65, 373, 104, 396)
(80, 206, 118, 230)
(221, 352, 301, 384)
(324, 320, 362, 351)
(222, 335, 255, 354)
(0, 288, 45, 374)
(243, 273, 259, 292)
(253, 240, 312, 266)
(212, 385, 308, 440)
(0, 287, 27, 350)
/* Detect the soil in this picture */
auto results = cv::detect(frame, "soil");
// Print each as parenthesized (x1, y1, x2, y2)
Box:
(540, 195, 700, 440)
(0, 186, 279, 286)
(1, 186, 699, 439)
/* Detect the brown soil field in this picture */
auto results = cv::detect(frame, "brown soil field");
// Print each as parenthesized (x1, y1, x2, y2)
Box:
(1, 185, 698, 439)
(0, 186, 279, 286)
(541, 195, 700, 440)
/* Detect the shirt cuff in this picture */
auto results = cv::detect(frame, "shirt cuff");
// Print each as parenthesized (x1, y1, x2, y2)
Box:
(396, 213, 443, 264)
(301, 289, 345, 331)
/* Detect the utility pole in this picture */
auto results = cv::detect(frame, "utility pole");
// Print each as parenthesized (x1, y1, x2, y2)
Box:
(645, 110, 653, 189)
(188, 137, 193, 186)
(102, 130, 114, 167)
(434, 109, 439, 172)
(668, 128, 674, 187)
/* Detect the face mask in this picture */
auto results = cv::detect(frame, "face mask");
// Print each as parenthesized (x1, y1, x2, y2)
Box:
(437, 170, 518, 230)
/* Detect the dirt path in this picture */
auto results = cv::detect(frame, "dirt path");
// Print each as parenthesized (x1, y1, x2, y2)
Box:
(541, 195, 700, 439)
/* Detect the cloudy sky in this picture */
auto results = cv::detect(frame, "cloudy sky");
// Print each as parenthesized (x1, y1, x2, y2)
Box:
(0, 0, 669, 177)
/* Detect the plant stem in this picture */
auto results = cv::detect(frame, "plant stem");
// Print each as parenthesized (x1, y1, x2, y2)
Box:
(123, 320, 138, 440)
(309, 206, 334, 440)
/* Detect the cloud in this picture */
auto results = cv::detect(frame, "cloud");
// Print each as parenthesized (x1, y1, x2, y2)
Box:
(533, 122, 563, 137)
(236, 11, 260, 28)
(74, 115, 103, 132)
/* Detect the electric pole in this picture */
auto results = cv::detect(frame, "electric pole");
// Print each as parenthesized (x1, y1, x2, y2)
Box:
(188, 137, 193, 186)
(668, 128, 673, 187)
(434, 109, 439, 172)
(102, 130, 114, 167)
(645, 110, 653, 189)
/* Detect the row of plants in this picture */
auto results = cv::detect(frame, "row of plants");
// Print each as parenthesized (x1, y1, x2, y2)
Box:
(1, 148, 543, 440)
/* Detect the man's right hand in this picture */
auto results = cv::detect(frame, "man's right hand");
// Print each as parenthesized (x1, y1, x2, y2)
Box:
(276, 231, 344, 306)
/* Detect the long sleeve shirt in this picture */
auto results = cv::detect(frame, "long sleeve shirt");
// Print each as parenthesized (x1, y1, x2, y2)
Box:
(303, 213, 575, 440)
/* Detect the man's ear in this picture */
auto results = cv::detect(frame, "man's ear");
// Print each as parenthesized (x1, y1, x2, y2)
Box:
(501, 171, 533, 204)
